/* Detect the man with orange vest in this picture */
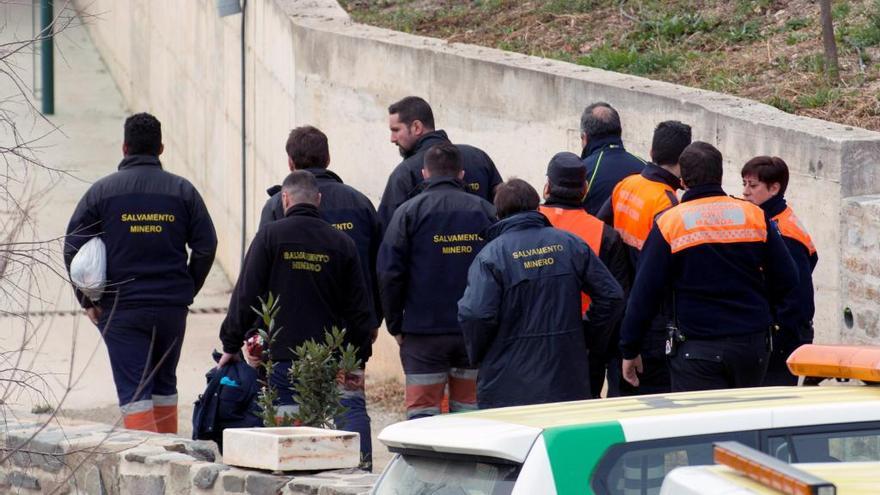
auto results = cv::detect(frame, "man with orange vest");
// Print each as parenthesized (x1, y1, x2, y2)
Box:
(620, 142, 798, 392)
(538, 152, 630, 398)
(741, 156, 817, 386)
(597, 121, 691, 395)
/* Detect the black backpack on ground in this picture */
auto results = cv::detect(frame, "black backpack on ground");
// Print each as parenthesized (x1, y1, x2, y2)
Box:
(192, 351, 262, 452)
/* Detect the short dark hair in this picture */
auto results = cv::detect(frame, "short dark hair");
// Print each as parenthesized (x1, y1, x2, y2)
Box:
(741, 156, 790, 196)
(547, 183, 586, 202)
(679, 141, 723, 188)
(124, 112, 162, 156)
(580, 102, 621, 140)
(282, 170, 320, 206)
(388, 96, 435, 130)
(423, 143, 462, 177)
(651, 120, 692, 166)
(286, 126, 330, 169)
(494, 178, 540, 219)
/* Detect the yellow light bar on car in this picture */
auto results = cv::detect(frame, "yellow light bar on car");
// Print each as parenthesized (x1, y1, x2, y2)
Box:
(786, 344, 880, 382)
(714, 442, 836, 495)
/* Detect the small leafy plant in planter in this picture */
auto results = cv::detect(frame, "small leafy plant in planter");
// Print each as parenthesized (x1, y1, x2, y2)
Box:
(251, 293, 360, 429)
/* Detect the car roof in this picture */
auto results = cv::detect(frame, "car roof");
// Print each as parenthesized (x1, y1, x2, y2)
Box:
(379, 386, 880, 462)
(662, 462, 880, 494)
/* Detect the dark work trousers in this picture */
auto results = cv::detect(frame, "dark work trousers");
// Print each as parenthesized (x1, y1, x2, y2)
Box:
(762, 327, 809, 386)
(98, 305, 187, 411)
(589, 323, 615, 398)
(669, 332, 770, 392)
(399, 333, 477, 420)
(270, 362, 373, 470)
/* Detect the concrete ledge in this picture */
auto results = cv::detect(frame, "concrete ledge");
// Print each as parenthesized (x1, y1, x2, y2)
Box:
(0, 414, 376, 494)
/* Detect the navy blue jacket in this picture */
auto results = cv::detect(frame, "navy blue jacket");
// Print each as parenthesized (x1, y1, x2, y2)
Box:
(64, 154, 217, 309)
(581, 135, 646, 215)
(220, 204, 373, 362)
(458, 211, 624, 409)
(619, 185, 799, 360)
(378, 177, 496, 336)
(762, 195, 818, 343)
(259, 168, 382, 326)
(377, 130, 502, 233)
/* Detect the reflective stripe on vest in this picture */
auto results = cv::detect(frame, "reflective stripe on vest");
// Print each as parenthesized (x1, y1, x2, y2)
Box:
(539, 205, 604, 313)
(612, 174, 677, 251)
(657, 196, 767, 254)
(773, 206, 816, 255)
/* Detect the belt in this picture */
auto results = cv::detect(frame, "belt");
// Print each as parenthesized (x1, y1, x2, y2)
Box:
(683, 330, 766, 343)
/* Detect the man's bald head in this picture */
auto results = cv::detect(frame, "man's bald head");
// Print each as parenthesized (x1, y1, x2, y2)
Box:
(580, 102, 622, 142)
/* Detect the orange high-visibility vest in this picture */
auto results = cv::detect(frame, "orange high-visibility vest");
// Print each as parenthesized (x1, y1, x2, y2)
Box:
(611, 174, 678, 250)
(539, 205, 604, 314)
(773, 206, 816, 255)
(656, 196, 767, 254)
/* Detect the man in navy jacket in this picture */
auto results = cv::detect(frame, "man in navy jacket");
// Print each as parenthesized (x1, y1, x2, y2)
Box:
(458, 179, 623, 409)
(620, 142, 798, 392)
(377, 96, 502, 233)
(378, 143, 496, 419)
(218, 171, 374, 466)
(580, 102, 646, 215)
(259, 125, 382, 330)
(64, 113, 217, 433)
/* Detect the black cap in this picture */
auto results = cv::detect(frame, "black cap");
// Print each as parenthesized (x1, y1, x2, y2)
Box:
(547, 152, 587, 188)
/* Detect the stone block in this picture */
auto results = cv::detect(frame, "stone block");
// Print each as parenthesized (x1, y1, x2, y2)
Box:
(144, 452, 197, 465)
(192, 462, 229, 489)
(6, 471, 41, 490)
(123, 446, 168, 464)
(83, 465, 107, 495)
(120, 473, 165, 495)
(168, 460, 194, 494)
(223, 472, 247, 492)
(224, 427, 359, 471)
(187, 440, 219, 462)
(246, 472, 289, 495)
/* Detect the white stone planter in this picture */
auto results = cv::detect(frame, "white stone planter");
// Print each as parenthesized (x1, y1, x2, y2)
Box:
(223, 427, 360, 472)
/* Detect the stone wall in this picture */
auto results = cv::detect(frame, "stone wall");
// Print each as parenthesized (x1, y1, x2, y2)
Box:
(0, 415, 376, 494)
(70, 0, 880, 347)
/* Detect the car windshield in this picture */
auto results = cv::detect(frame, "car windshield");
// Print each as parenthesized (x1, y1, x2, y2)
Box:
(373, 452, 520, 495)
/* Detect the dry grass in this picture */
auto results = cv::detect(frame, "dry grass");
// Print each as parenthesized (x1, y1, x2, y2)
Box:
(340, 0, 880, 131)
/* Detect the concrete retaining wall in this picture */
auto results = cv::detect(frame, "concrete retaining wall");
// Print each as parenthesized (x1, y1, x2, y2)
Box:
(71, 0, 880, 349)
(0, 415, 376, 494)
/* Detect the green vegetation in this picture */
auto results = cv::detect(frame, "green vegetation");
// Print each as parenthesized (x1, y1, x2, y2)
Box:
(797, 87, 843, 109)
(577, 44, 683, 75)
(252, 293, 360, 430)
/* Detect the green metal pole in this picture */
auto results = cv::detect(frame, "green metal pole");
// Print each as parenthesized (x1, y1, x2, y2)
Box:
(40, 0, 54, 115)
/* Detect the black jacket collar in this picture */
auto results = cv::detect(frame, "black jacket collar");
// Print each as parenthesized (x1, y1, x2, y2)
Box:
(486, 210, 551, 241)
(543, 198, 586, 209)
(406, 130, 450, 159)
(265, 168, 344, 197)
(283, 203, 321, 219)
(642, 163, 681, 190)
(760, 194, 787, 217)
(681, 184, 727, 202)
(118, 154, 162, 170)
(581, 135, 625, 159)
(423, 176, 467, 192)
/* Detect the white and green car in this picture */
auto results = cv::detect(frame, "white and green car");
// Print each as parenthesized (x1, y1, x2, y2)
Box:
(373, 345, 880, 495)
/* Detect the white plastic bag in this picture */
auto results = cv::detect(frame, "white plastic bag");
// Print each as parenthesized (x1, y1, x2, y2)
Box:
(70, 237, 106, 302)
